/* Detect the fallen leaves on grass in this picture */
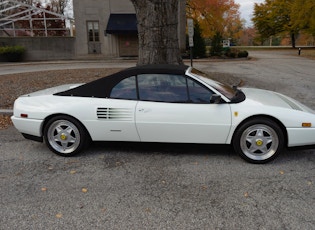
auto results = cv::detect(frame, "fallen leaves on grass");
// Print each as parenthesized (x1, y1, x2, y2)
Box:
(0, 115, 13, 130)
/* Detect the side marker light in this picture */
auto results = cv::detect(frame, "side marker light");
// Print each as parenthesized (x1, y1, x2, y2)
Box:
(302, 123, 311, 127)
(21, 114, 28, 118)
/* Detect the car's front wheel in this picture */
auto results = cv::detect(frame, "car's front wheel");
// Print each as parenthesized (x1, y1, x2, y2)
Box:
(44, 116, 90, 157)
(233, 118, 284, 163)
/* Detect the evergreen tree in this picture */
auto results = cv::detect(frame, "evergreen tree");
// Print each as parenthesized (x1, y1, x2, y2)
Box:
(190, 21, 206, 58)
(210, 32, 223, 56)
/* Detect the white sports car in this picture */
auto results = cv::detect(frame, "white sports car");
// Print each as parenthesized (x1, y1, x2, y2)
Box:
(12, 65, 315, 163)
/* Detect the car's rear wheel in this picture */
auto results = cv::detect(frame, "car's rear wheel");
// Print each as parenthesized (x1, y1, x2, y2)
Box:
(233, 118, 284, 164)
(44, 116, 90, 157)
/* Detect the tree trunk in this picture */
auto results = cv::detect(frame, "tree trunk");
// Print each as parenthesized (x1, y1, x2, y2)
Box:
(130, 0, 183, 65)
(291, 32, 296, 48)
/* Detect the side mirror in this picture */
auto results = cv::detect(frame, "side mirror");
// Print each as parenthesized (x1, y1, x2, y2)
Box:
(210, 94, 221, 104)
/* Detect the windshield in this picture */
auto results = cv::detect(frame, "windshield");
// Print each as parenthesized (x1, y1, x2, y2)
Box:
(189, 68, 236, 100)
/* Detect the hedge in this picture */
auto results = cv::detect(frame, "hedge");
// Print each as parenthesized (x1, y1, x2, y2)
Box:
(0, 46, 26, 62)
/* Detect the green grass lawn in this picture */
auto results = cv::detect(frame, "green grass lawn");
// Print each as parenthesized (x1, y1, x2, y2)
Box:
(300, 49, 315, 59)
(235, 46, 315, 59)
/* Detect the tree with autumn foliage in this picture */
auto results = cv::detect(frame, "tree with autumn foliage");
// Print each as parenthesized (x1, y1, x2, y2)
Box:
(252, 0, 315, 48)
(187, 0, 243, 44)
(239, 27, 259, 46)
(291, 0, 315, 35)
(252, 0, 298, 47)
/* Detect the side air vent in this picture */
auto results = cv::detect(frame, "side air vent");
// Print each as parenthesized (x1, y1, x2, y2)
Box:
(97, 108, 133, 121)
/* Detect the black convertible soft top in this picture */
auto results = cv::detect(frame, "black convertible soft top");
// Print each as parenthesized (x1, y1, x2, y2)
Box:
(56, 64, 189, 98)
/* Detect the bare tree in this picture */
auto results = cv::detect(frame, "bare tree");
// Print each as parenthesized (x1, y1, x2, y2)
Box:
(130, 0, 183, 65)
(50, 0, 71, 15)
(19, 0, 34, 4)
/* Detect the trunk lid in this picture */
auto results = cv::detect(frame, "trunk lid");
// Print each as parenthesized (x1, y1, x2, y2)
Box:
(21, 84, 84, 97)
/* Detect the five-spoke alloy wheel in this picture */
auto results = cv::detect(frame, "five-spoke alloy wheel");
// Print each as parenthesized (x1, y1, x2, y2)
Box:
(44, 116, 90, 157)
(233, 118, 284, 163)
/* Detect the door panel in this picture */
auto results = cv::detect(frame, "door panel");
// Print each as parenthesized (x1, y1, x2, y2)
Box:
(83, 99, 140, 141)
(136, 101, 232, 144)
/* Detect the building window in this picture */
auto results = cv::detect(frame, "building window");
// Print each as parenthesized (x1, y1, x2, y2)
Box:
(87, 21, 99, 42)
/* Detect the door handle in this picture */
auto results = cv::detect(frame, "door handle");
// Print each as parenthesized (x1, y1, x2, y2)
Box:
(138, 108, 151, 113)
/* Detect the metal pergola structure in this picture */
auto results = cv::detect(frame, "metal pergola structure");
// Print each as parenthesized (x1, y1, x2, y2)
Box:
(0, 0, 73, 37)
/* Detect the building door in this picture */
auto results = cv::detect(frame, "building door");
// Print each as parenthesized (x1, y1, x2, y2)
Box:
(118, 34, 138, 57)
(87, 21, 101, 54)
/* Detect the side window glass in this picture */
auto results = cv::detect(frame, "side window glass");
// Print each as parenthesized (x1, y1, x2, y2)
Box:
(138, 74, 189, 102)
(110, 76, 137, 100)
(187, 78, 213, 103)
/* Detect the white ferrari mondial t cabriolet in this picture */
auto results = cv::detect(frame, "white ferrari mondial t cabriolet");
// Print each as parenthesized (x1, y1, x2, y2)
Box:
(12, 64, 315, 163)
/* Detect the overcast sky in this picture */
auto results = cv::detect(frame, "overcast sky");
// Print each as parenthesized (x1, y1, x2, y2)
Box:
(46, 0, 264, 27)
(235, 0, 265, 26)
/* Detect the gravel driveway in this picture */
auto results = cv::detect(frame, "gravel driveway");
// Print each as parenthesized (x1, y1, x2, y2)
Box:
(0, 50, 314, 229)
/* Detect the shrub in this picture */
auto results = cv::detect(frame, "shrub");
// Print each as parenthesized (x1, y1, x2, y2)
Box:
(229, 52, 236, 58)
(223, 47, 231, 57)
(0, 46, 26, 62)
(224, 48, 248, 58)
(238, 50, 249, 58)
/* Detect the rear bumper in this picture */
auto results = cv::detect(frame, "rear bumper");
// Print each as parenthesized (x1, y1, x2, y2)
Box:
(11, 116, 43, 138)
(287, 128, 315, 147)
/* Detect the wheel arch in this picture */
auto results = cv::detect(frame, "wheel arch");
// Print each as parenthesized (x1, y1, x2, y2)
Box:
(42, 113, 92, 141)
(232, 115, 288, 147)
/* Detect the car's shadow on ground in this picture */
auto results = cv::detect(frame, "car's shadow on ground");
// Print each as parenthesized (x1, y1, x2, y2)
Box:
(87, 141, 233, 157)
(80, 142, 240, 168)
(81, 141, 314, 164)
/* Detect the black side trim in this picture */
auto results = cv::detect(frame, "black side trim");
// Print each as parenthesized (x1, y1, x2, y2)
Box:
(288, 145, 315, 151)
(22, 133, 43, 142)
(230, 90, 246, 103)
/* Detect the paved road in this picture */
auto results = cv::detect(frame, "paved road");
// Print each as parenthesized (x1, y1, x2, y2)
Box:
(197, 50, 315, 109)
(1, 51, 314, 229)
(0, 59, 136, 75)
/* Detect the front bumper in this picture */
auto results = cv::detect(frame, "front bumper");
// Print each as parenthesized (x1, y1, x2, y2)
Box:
(287, 127, 315, 147)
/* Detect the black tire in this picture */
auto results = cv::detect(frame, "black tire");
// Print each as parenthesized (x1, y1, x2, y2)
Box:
(232, 118, 284, 164)
(43, 115, 90, 157)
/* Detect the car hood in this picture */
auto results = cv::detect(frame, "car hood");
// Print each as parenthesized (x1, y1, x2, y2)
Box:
(21, 84, 84, 97)
(241, 88, 314, 114)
